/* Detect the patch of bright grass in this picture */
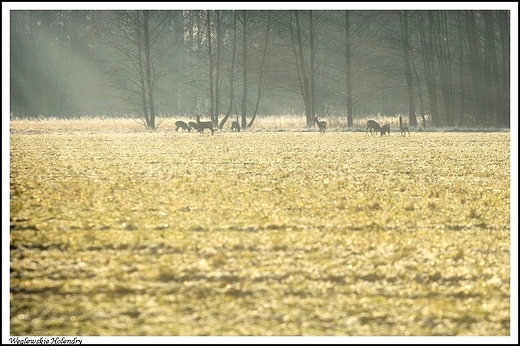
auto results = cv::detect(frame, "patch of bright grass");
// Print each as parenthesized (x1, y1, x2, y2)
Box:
(10, 126, 510, 336)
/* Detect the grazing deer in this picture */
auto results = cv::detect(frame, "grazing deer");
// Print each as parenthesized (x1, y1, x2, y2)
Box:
(230, 121, 240, 132)
(314, 116, 326, 134)
(175, 120, 190, 132)
(380, 124, 390, 136)
(196, 115, 214, 135)
(399, 116, 410, 136)
(366, 120, 382, 135)
(188, 121, 200, 132)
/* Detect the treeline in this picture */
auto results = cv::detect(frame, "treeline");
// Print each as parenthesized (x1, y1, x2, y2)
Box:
(10, 10, 510, 129)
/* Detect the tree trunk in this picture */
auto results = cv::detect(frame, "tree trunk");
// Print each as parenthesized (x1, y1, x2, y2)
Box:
(399, 11, 417, 127)
(345, 11, 353, 128)
(309, 11, 316, 128)
(143, 11, 156, 130)
(219, 11, 237, 130)
(411, 35, 426, 128)
(206, 11, 215, 125)
(136, 12, 150, 129)
(292, 11, 312, 127)
(434, 11, 454, 126)
(248, 11, 271, 128)
(466, 10, 486, 124)
(457, 11, 465, 126)
(483, 10, 496, 124)
(215, 11, 221, 127)
(419, 12, 439, 127)
(241, 11, 248, 129)
(497, 10, 510, 127)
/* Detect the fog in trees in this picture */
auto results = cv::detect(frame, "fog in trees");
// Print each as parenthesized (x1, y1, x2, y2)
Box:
(10, 9, 511, 128)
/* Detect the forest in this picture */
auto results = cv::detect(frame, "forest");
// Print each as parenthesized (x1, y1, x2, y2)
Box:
(9, 8, 511, 130)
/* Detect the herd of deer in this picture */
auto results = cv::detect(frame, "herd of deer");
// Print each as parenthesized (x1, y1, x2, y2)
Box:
(175, 115, 410, 137)
(366, 116, 410, 137)
(175, 115, 234, 136)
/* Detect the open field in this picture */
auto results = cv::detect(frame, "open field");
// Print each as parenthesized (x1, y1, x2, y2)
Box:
(9, 114, 512, 133)
(8, 119, 512, 337)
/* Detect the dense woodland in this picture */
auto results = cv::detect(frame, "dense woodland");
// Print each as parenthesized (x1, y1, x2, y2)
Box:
(10, 10, 511, 129)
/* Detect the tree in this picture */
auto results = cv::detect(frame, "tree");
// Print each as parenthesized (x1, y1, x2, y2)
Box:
(239, 11, 250, 129)
(433, 11, 455, 126)
(496, 10, 510, 127)
(202, 10, 224, 127)
(218, 11, 239, 130)
(465, 10, 486, 124)
(247, 11, 272, 128)
(219, 10, 273, 130)
(94, 10, 171, 130)
(289, 10, 321, 127)
(418, 11, 440, 126)
(398, 11, 417, 127)
(456, 11, 466, 126)
(344, 10, 354, 128)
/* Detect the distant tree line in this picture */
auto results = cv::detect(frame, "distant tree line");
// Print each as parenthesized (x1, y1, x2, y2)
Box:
(10, 10, 510, 129)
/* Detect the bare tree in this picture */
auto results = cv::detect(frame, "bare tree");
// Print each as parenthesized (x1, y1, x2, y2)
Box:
(465, 10, 486, 124)
(219, 11, 272, 130)
(204, 10, 223, 126)
(456, 11, 466, 126)
(247, 11, 272, 128)
(240, 11, 250, 129)
(497, 10, 510, 127)
(398, 10, 417, 127)
(432, 11, 455, 126)
(418, 11, 440, 126)
(289, 10, 321, 127)
(94, 10, 171, 130)
(344, 10, 354, 128)
(218, 11, 238, 130)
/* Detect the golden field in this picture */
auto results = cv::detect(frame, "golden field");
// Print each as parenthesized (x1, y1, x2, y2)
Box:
(8, 118, 512, 336)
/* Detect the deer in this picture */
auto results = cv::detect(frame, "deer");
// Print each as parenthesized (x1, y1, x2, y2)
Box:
(196, 115, 214, 135)
(188, 121, 200, 133)
(366, 120, 382, 135)
(230, 121, 240, 132)
(399, 116, 410, 137)
(380, 124, 390, 136)
(314, 116, 326, 134)
(175, 120, 191, 132)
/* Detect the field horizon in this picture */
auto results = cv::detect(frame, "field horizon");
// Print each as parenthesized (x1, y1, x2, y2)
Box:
(8, 115, 512, 134)
(6, 119, 513, 337)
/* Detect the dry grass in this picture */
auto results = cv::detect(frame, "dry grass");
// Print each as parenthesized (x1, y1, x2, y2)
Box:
(9, 115, 510, 134)
(9, 115, 346, 133)
(9, 119, 511, 337)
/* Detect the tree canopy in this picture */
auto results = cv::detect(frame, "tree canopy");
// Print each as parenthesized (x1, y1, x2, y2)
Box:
(9, 7, 512, 128)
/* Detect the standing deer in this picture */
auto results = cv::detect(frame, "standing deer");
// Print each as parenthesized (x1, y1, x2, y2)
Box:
(175, 120, 191, 132)
(230, 121, 240, 132)
(188, 121, 200, 133)
(314, 116, 326, 134)
(399, 116, 410, 136)
(366, 120, 382, 135)
(196, 115, 214, 135)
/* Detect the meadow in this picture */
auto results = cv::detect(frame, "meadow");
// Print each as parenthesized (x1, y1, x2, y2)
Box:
(8, 117, 511, 337)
